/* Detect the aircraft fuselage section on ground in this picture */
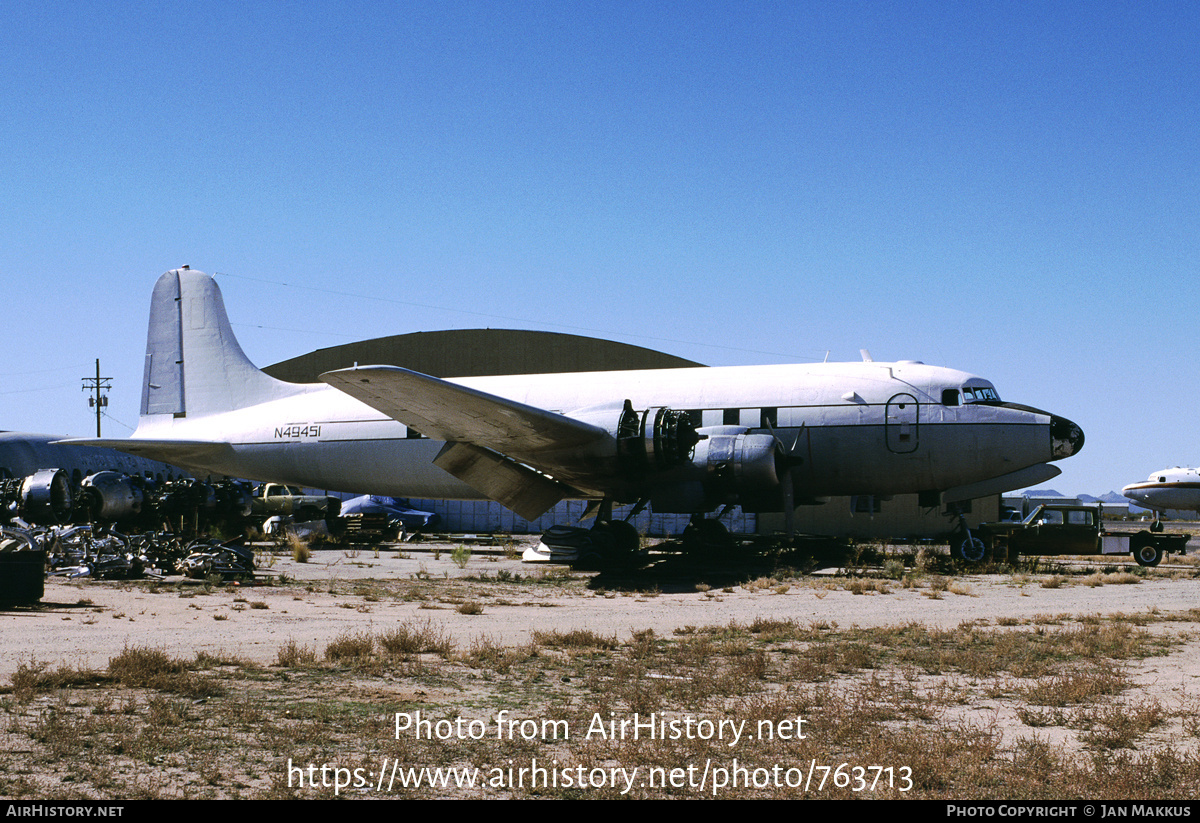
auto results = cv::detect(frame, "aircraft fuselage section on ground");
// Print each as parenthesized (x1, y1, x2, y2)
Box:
(68, 269, 1084, 521)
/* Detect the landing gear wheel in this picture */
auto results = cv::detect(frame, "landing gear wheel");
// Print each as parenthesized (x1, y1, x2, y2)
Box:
(603, 520, 641, 555)
(577, 521, 642, 570)
(956, 536, 986, 563)
(1133, 535, 1163, 567)
(682, 518, 733, 555)
(1150, 520, 1164, 533)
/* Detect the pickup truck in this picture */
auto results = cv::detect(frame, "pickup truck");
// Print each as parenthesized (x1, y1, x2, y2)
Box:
(966, 504, 1189, 567)
(250, 483, 341, 523)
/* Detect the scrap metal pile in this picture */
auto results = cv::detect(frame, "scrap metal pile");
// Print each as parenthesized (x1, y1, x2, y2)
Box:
(36, 528, 255, 580)
(1, 470, 257, 580)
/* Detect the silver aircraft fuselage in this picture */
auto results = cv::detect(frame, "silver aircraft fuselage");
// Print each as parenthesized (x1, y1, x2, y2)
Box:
(69, 269, 1084, 518)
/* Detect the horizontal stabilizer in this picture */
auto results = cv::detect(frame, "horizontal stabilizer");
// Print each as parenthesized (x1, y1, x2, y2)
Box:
(320, 365, 609, 457)
(58, 438, 234, 471)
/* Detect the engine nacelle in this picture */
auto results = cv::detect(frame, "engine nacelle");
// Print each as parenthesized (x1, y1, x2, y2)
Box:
(571, 400, 700, 477)
(616, 402, 700, 473)
(565, 405, 791, 513)
(79, 471, 144, 521)
(18, 468, 73, 524)
(649, 427, 783, 513)
(696, 429, 780, 494)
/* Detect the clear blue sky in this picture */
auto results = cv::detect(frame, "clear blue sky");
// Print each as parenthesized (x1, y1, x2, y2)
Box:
(2, 1, 1197, 496)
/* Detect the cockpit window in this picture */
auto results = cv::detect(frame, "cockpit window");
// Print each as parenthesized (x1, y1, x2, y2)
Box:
(941, 389, 960, 407)
(961, 386, 1001, 404)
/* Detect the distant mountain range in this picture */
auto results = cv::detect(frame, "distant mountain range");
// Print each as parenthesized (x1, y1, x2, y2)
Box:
(1017, 488, 1147, 512)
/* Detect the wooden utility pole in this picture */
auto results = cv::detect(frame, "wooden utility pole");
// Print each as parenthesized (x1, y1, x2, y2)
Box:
(81, 358, 111, 437)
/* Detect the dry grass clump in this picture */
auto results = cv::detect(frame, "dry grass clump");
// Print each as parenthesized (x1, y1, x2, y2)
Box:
(1082, 572, 1143, 587)
(275, 640, 318, 668)
(742, 576, 776, 593)
(284, 622, 459, 671)
(107, 646, 223, 698)
(746, 616, 804, 640)
(532, 628, 620, 650)
(323, 631, 375, 663)
(1019, 662, 1129, 705)
(460, 634, 538, 672)
(11, 647, 228, 703)
(1077, 700, 1167, 749)
(377, 621, 455, 657)
(287, 533, 311, 563)
(9, 661, 109, 700)
(846, 578, 890, 595)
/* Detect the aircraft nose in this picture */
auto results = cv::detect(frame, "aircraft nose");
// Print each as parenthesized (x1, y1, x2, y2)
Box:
(1050, 415, 1084, 459)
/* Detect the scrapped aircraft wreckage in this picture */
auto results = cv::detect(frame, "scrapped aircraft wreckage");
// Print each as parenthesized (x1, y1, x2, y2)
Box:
(1, 470, 253, 533)
(0, 469, 261, 591)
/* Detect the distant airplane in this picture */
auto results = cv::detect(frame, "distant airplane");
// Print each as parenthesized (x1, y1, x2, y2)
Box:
(1122, 468, 1200, 524)
(68, 267, 1084, 553)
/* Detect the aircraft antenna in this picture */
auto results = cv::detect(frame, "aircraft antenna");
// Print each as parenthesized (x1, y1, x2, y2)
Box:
(81, 358, 111, 437)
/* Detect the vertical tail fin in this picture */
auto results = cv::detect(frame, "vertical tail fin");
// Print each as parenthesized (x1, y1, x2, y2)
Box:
(141, 268, 305, 418)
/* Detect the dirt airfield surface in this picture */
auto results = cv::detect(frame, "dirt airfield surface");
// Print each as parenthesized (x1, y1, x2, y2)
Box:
(6, 535, 1200, 681)
(7, 534, 1200, 799)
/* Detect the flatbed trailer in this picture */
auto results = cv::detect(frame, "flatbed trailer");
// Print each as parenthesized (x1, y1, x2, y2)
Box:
(965, 504, 1188, 566)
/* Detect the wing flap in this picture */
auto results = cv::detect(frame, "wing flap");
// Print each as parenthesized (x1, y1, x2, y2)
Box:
(433, 442, 572, 521)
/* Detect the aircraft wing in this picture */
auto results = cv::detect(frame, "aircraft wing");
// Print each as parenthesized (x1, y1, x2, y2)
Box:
(319, 365, 609, 455)
(320, 366, 611, 520)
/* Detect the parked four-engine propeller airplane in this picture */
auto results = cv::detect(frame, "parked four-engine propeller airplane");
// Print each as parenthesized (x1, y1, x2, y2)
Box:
(1122, 468, 1200, 525)
(67, 268, 1084, 552)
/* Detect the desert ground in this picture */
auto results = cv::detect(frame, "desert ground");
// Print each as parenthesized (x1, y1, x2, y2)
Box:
(7, 536, 1200, 675)
(4, 533, 1200, 799)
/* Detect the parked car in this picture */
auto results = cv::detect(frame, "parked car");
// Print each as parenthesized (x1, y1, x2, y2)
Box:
(337, 495, 439, 534)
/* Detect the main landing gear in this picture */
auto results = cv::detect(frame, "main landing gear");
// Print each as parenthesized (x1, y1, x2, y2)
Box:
(529, 499, 644, 569)
(682, 511, 735, 555)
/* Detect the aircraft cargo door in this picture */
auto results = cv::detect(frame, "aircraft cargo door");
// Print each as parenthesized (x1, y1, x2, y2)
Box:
(886, 393, 919, 454)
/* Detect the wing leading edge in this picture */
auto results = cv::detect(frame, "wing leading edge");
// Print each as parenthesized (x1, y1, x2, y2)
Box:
(320, 365, 611, 520)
